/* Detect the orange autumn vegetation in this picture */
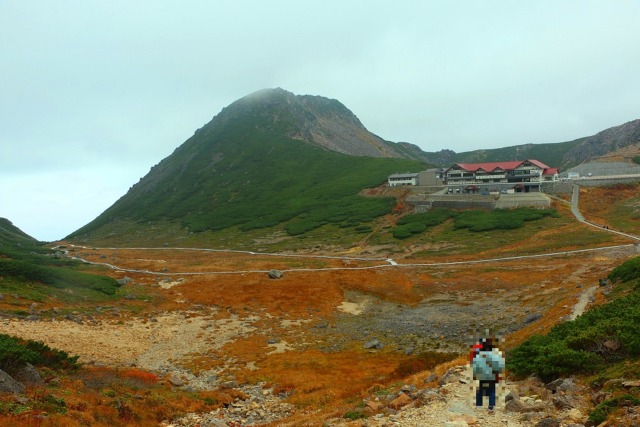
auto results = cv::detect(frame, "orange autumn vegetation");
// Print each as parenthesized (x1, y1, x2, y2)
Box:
(2, 185, 638, 425)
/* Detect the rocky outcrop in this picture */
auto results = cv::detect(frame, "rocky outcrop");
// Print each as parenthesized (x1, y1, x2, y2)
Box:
(0, 369, 26, 394)
(324, 367, 591, 427)
(562, 119, 640, 167)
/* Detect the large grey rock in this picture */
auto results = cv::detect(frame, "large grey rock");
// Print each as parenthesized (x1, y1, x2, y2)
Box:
(0, 369, 25, 394)
(13, 363, 43, 385)
(546, 377, 579, 393)
(524, 313, 542, 324)
(363, 339, 383, 350)
(268, 270, 283, 279)
(552, 395, 574, 410)
(505, 398, 528, 413)
(117, 276, 132, 285)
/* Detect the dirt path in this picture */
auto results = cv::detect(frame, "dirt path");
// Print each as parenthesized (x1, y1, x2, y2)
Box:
(569, 285, 597, 321)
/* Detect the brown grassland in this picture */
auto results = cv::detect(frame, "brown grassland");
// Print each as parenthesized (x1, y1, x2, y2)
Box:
(0, 185, 639, 426)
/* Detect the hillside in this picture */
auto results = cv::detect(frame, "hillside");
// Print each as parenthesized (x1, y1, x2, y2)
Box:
(420, 118, 640, 170)
(0, 218, 38, 246)
(68, 89, 426, 244)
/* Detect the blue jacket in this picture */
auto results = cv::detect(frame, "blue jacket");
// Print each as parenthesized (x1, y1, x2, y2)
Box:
(472, 350, 505, 381)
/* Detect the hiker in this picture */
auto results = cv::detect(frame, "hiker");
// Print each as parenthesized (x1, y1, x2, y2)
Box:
(472, 337, 505, 411)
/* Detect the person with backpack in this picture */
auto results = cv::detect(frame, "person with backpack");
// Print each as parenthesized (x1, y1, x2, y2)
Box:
(471, 337, 505, 412)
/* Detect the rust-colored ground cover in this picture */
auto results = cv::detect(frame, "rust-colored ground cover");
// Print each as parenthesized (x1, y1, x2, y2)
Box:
(2, 186, 639, 425)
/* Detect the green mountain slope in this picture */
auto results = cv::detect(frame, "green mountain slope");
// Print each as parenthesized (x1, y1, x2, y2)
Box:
(0, 219, 121, 306)
(420, 119, 640, 169)
(0, 218, 38, 247)
(68, 89, 426, 242)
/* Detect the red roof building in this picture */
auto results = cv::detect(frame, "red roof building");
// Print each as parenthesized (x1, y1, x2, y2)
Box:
(444, 159, 559, 187)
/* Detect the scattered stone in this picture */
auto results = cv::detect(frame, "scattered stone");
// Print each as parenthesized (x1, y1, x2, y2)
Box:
(622, 380, 640, 388)
(424, 372, 438, 383)
(364, 339, 383, 350)
(535, 417, 561, 427)
(268, 269, 283, 279)
(168, 375, 184, 387)
(389, 392, 412, 409)
(366, 400, 385, 411)
(124, 294, 136, 300)
(439, 368, 455, 385)
(117, 276, 132, 285)
(0, 369, 25, 394)
(505, 398, 528, 412)
(13, 363, 43, 385)
(591, 391, 611, 405)
(552, 395, 574, 410)
(524, 313, 542, 324)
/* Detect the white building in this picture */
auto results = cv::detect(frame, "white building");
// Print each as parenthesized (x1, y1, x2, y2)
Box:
(387, 172, 419, 186)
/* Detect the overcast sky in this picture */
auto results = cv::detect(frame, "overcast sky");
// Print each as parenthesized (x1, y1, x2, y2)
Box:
(2, 1, 640, 242)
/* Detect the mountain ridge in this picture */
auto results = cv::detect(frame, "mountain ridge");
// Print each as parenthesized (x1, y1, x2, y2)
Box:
(68, 88, 639, 244)
(419, 118, 640, 169)
(67, 88, 426, 242)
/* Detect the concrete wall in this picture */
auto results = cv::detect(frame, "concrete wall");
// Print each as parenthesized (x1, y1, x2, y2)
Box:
(412, 193, 551, 211)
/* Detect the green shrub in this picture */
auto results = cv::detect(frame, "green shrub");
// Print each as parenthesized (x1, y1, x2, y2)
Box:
(0, 335, 39, 373)
(609, 256, 640, 283)
(392, 227, 414, 239)
(453, 208, 556, 232)
(589, 394, 640, 424)
(0, 334, 80, 373)
(508, 336, 602, 381)
(392, 208, 456, 239)
(509, 259, 640, 381)
(343, 411, 365, 420)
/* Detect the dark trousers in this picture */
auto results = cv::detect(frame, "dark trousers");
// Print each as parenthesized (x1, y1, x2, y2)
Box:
(476, 380, 496, 409)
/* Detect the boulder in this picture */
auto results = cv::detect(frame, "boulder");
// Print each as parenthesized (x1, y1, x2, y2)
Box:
(552, 395, 574, 410)
(116, 276, 132, 285)
(268, 270, 283, 279)
(505, 398, 528, 413)
(363, 339, 383, 350)
(366, 400, 385, 411)
(622, 380, 640, 388)
(546, 378, 578, 392)
(524, 313, 542, 324)
(0, 369, 25, 394)
(389, 392, 412, 410)
(13, 363, 43, 385)
(168, 375, 184, 386)
(423, 372, 438, 383)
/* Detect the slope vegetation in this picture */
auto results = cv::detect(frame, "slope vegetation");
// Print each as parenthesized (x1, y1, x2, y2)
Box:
(68, 89, 425, 242)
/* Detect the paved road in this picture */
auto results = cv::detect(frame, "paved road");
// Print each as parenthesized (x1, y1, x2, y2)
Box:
(571, 184, 640, 241)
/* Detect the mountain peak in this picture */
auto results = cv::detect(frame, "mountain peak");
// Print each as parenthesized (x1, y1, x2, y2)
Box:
(208, 88, 403, 158)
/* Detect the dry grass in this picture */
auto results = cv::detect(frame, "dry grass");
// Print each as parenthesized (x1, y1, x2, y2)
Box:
(3, 186, 639, 425)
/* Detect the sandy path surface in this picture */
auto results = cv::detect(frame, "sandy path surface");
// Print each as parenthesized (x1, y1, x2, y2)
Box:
(0, 312, 257, 371)
(569, 285, 598, 321)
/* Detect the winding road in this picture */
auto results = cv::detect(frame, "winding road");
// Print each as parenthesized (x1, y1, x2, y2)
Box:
(59, 184, 639, 276)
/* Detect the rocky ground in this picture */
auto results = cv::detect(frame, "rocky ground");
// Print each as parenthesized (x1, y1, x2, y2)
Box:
(164, 365, 600, 427)
(325, 365, 592, 427)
